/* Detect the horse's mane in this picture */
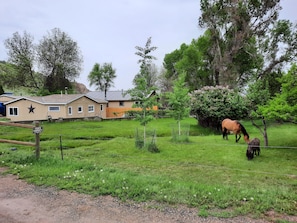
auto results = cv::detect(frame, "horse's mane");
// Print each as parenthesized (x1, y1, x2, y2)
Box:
(237, 121, 249, 139)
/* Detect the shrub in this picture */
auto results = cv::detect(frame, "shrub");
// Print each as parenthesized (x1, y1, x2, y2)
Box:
(190, 86, 248, 130)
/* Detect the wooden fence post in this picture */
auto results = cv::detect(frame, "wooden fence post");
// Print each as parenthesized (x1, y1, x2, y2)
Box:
(0, 121, 42, 159)
(33, 121, 42, 159)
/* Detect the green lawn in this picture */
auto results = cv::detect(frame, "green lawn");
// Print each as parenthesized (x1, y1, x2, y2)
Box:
(0, 117, 296, 219)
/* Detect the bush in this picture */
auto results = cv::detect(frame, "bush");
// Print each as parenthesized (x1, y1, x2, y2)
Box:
(147, 142, 160, 153)
(190, 86, 248, 130)
(135, 138, 144, 148)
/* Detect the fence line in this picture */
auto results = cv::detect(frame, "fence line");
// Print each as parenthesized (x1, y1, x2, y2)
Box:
(18, 132, 297, 149)
(0, 139, 35, 146)
(0, 121, 42, 159)
(0, 122, 34, 129)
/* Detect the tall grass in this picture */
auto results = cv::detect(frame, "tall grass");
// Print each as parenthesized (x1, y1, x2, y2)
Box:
(0, 118, 296, 218)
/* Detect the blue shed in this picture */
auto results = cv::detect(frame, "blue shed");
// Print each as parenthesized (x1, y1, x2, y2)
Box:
(0, 102, 6, 116)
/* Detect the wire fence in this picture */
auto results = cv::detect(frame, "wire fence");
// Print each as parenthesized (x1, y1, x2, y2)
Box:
(1, 132, 297, 149)
(1, 133, 296, 178)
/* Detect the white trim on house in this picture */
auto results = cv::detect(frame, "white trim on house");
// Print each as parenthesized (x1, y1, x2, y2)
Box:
(8, 107, 19, 116)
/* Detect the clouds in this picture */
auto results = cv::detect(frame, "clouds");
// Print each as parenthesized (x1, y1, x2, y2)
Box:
(0, 1, 295, 91)
(0, 0, 201, 90)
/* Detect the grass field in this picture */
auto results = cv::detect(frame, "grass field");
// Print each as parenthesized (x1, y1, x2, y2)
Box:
(0, 117, 296, 218)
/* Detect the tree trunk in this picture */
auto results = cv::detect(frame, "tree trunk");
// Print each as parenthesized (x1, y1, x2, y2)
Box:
(104, 85, 107, 101)
(251, 118, 269, 147)
(143, 109, 146, 145)
(262, 117, 269, 147)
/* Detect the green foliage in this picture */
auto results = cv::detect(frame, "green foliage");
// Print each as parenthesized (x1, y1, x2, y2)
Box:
(167, 72, 191, 139)
(167, 72, 190, 122)
(4, 32, 43, 90)
(127, 37, 159, 148)
(258, 95, 294, 121)
(257, 64, 297, 122)
(190, 86, 248, 129)
(163, 44, 187, 78)
(258, 19, 297, 80)
(281, 64, 297, 107)
(133, 37, 158, 88)
(147, 141, 159, 153)
(246, 80, 271, 113)
(0, 85, 4, 95)
(124, 109, 161, 119)
(198, 0, 267, 88)
(37, 28, 83, 93)
(163, 32, 214, 90)
(4, 28, 83, 94)
(263, 71, 282, 97)
(88, 63, 116, 93)
(175, 37, 212, 90)
(44, 69, 72, 94)
(0, 119, 297, 218)
(127, 78, 157, 127)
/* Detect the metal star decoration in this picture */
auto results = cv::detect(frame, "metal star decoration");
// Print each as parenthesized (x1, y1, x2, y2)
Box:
(28, 104, 35, 113)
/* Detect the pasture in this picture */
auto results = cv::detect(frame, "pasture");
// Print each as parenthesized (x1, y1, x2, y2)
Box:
(0, 118, 296, 219)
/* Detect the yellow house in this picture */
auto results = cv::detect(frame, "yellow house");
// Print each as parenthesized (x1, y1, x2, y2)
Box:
(86, 90, 158, 118)
(4, 94, 107, 122)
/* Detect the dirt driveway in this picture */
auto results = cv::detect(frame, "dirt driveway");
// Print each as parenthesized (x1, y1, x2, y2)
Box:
(0, 168, 295, 223)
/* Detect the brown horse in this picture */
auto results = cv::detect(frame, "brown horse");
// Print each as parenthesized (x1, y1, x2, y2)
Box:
(246, 138, 260, 160)
(222, 118, 250, 143)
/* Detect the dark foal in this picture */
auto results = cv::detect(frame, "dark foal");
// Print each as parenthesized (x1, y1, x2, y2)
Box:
(246, 138, 260, 160)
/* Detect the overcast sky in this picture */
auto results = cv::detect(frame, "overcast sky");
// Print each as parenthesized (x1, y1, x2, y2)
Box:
(0, 0, 296, 91)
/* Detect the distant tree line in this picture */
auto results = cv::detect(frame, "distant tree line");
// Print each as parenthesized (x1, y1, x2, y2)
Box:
(1, 28, 83, 95)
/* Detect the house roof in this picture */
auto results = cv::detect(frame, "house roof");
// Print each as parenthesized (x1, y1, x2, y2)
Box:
(4, 94, 107, 105)
(86, 90, 158, 101)
(86, 91, 132, 101)
(3, 90, 157, 105)
(0, 94, 21, 102)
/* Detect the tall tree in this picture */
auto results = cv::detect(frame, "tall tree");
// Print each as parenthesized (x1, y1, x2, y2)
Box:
(127, 37, 159, 150)
(174, 33, 214, 90)
(37, 28, 83, 93)
(88, 63, 116, 99)
(163, 43, 189, 82)
(4, 31, 42, 90)
(198, 0, 287, 88)
(163, 31, 223, 90)
(133, 37, 158, 88)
